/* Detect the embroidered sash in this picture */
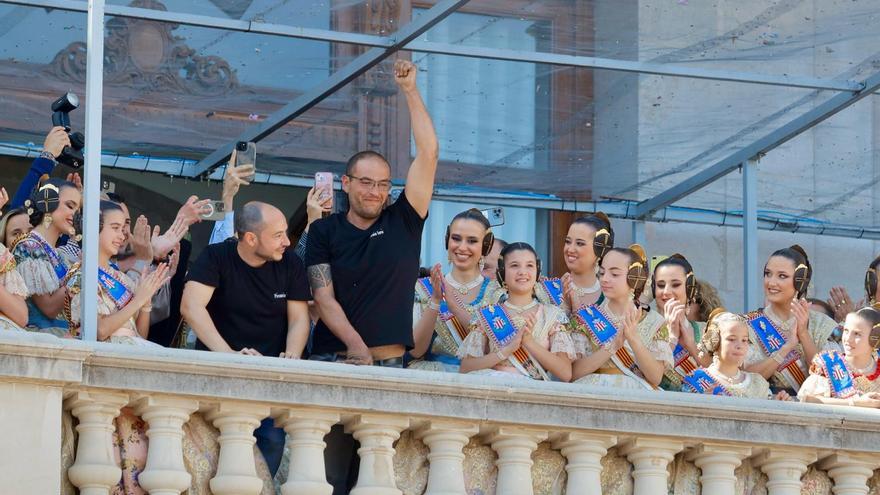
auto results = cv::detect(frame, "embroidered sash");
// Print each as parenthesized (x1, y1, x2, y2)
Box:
(31, 233, 68, 280)
(746, 311, 806, 389)
(416, 277, 468, 346)
(817, 351, 857, 399)
(574, 304, 654, 389)
(477, 304, 550, 380)
(573, 304, 617, 348)
(537, 278, 564, 306)
(681, 369, 731, 396)
(98, 267, 134, 311)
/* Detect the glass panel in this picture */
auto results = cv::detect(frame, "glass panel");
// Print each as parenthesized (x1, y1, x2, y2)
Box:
(0, 6, 87, 147)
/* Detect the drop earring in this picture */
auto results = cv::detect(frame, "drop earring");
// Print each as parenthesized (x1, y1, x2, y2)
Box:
(42, 214, 52, 229)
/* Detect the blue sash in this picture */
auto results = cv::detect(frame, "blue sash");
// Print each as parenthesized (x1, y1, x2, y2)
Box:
(682, 369, 730, 396)
(477, 304, 549, 380)
(98, 267, 134, 310)
(747, 313, 787, 355)
(417, 277, 450, 317)
(478, 305, 519, 347)
(818, 351, 857, 399)
(574, 304, 618, 347)
(32, 234, 67, 280)
(538, 278, 564, 306)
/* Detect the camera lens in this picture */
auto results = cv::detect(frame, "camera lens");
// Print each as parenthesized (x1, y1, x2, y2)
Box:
(236, 141, 248, 152)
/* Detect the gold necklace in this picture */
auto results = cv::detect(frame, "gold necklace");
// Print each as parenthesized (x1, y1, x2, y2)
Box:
(445, 273, 483, 296)
(503, 299, 538, 313)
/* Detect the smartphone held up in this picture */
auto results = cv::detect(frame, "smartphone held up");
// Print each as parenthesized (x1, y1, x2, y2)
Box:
(234, 141, 257, 183)
(314, 172, 334, 213)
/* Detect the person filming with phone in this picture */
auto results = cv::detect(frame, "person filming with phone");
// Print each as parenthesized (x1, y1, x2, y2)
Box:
(304, 58, 438, 493)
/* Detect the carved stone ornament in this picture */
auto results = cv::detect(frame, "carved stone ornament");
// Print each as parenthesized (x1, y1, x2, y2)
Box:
(46, 0, 239, 95)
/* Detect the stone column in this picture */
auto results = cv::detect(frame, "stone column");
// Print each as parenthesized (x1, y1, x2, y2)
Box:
(414, 420, 479, 495)
(484, 427, 548, 495)
(133, 396, 199, 495)
(65, 391, 130, 495)
(620, 438, 684, 495)
(688, 443, 752, 495)
(753, 448, 817, 495)
(347, 414, 410, 495)
(820, 453, 880, 495)
(551, 432, 617, 495)
(273, 408, 340, 495)
(206, 402, 270, 495)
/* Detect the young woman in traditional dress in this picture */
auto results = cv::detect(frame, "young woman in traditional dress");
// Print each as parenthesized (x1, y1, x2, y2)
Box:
(0, 240, 28, 331)
(538, 213, 614, 311)
(409, 209, 502, 372)
(743, 245, 838, 393)
(653, 254, 712, 390)
(798, 306, 880, 407)
(11, 179, 81, 337)
(458, 242, 575, 381)
(62, 201, 275, 495)
(570, 245, 671, 389)
(0, 207, 32, 247)
(682, 310, 790, 399)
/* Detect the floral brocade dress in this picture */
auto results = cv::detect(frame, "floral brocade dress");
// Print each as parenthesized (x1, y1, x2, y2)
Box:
(457, 301, 577, 380)
(11, 231, 77, 337)
(571, 300, 672, 390)
(0, 243, 28, 331)
(408, 275, 503, 372)
(62, 264, 275, 495)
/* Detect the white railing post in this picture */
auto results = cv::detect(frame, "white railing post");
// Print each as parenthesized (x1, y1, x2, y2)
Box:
(753, 448, 817, 495)
(273, 408, 340, 495)
(484, 427, 547, 495)
(551, 432, 617, 495)
(415, 420, 479, 495)
(620, 437, 684, 495)
(133, 396, 199, 495)
(206, 403, 270, 495)
(347, 414, 410, 495)
(688, 443, 752, 495)
(65, 391, 129, 495)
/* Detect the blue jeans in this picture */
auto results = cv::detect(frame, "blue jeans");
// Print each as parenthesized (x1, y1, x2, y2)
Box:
(254, 417, 286, 477)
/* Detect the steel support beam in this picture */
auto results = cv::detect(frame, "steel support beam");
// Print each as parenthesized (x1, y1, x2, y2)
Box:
(187, 0, 471, 177)
(80, 0, 105, 342)
(0, 0, 864, 94)
(742, 159, 759, 311)
(634, 70, 880, 219)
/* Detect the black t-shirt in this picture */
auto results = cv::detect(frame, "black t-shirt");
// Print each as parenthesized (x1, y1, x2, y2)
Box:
(306, 191, 425, 354)
(187, 240, 311, 356)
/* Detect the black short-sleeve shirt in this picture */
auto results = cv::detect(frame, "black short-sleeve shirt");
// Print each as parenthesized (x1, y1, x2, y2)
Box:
(306, 191, 425, 354)
(187, 240, 311, 356)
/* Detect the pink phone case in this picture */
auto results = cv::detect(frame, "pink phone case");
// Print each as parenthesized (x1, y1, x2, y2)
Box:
(315, 172, 333, 206)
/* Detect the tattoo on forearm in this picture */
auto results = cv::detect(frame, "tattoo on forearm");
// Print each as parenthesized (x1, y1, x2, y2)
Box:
(308, 263, 333, 290)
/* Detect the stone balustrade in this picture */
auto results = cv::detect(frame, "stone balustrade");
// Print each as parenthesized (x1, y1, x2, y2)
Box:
(2, 331, 880, 494)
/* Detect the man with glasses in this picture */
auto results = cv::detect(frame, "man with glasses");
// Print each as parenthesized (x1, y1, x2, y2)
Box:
(305, 58, 438, 494)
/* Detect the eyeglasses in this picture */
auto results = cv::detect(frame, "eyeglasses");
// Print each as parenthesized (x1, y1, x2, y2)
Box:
(347, 175, 392, 192)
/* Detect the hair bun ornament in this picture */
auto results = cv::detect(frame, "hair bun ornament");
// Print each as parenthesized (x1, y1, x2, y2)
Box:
(629, 244, 647, 265)
(700, 307, 729, 355)
(670, 253, 699, 303)
(591, 211, 615, 261)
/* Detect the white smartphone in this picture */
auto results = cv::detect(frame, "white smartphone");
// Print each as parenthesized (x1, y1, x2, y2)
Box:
(235, 141, 257, 182)
(480, 207, 505, 227)
(199, 200, 226, 221)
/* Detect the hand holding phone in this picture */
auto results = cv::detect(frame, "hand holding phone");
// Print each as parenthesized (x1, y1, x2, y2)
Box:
(314, 172, 334, 209)
(235, 142, 257, 183)
(199, 200, 227, 221)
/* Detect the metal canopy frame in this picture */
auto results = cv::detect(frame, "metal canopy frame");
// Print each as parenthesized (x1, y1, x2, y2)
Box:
(3, 0, 880, 316)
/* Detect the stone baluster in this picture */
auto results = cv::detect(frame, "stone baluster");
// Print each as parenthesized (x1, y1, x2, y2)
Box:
(484, 427, 547, 495)
(753, 448, 817, 495)
(414, 420, 479, 495)
(347, 414, 410, 495)
(133, 396, 199, 495)
(65, 391, 130, 495)
(688, 443, 752, 495)
(620, 437, 684, 495)
(273, 408, 340, 495)
(551, 432, 617, 495)
(820, 453, 880, 495)
(206, 402, 270, 495)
